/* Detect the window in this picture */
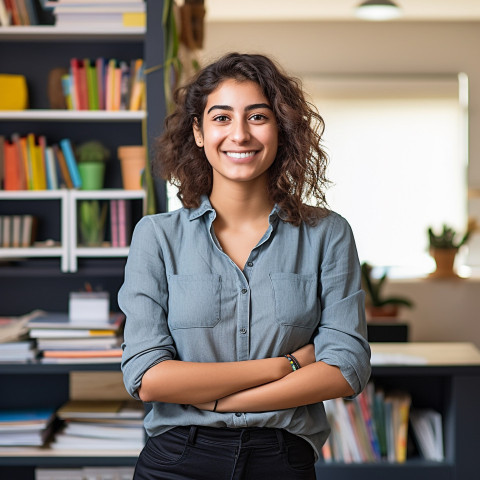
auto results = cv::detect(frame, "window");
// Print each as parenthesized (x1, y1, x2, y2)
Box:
(303, 74, 468, 277)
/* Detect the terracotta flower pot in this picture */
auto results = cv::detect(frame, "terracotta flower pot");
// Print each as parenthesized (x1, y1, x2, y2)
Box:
(429, 247, 458, 278)
(118, 146, 146, 190)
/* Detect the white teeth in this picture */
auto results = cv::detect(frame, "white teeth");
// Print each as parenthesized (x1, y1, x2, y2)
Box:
(226, 151, 255, 159)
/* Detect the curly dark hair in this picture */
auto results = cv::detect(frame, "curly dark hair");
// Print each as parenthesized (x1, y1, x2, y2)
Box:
(154, 52, 330, 226)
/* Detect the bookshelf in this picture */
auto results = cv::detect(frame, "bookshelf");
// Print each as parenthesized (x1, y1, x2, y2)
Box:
(0, 190, 69, 271)
(0, 0, 166, 317)
(0, 343, 478, 479)
(314, 343, 480, 480)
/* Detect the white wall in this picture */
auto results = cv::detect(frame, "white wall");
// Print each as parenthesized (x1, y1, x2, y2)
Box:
(202, 20, 480, 347)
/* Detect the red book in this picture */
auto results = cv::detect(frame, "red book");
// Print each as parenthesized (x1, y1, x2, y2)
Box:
(77, 59, 88, 110)
(69, 58, 82, 110)
(3, 140, 23, 190)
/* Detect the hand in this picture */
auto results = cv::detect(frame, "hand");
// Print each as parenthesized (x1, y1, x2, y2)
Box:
(291, 344, 316, 368)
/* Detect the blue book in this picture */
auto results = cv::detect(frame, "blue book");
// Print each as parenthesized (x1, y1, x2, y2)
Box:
(0, 409, 55, 426)
(59, 138, 82, 188)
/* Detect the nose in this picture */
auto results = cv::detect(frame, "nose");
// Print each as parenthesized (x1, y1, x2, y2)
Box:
(230, 118, 250, 143)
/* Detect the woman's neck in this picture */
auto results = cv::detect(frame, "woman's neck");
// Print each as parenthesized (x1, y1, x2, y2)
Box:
(209, 181, 273, 227)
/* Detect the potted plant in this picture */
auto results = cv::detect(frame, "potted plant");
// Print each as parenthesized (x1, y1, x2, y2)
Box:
(76, 140, 110, 190)
(427, 220, 477, 278)
(78, 200, 108, 246)
(361, 262, 414, 319)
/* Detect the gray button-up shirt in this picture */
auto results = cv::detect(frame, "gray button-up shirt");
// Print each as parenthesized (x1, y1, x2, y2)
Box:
(119, 196, 371, 459)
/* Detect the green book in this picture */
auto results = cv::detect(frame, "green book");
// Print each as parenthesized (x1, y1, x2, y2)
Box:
(85, 58, 99, 111)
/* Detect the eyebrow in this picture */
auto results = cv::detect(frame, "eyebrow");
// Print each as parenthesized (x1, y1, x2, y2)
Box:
(207, 103, 272, 114)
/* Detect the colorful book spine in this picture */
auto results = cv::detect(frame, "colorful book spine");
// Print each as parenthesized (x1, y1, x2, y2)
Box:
(59, 139, 82, 189)
(45, 146, 59, 190)
(69, 58, 82, 111)
(53, 144, 73, 189)
(10, 133, 27, 190)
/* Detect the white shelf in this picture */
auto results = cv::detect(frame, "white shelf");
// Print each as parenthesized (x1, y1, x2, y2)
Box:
(74, 247, 131, 257)
(0, 25, 145, 40)
(1, 190, 144, 272)
(0, 110, 145, 122)
(0, 447, 141, 457)
(0, 247, 65, 258)
(71, 189, 145, 200)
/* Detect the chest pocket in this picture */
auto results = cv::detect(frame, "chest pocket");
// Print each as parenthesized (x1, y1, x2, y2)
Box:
(269, 272, 319, 329)
(167, 274, 221, 329)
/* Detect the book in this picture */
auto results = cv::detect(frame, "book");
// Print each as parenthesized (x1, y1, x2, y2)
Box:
(36, 337, 119, 350)
(40, 356, 121, 364)
(117, 198, 131, 247)
(21, 214, 36, 247)
(0, 408, 56, 447)
(57, 400, 144, 420)
(42, 348, 122, 359)
(129, 58, 144, 111)
(0, 135, 4, 188)
(2, 215, 10, 247)
(95, 57, 107, 110)
(110, 199, 119, 247)
(0, 340, 36, 362)
(29, 329, 118, 339)
(10, 133, 27, 190)
(27, 311, 125, 331)
(37, 135, 48, 190)
(53, 143, 73, 189)
(0, 408, 55, 427)
(27, 133, 45, 190)
(11, 214, 21, 247)
(59, 138, 82, 188)
(69, 58, 82, 111)
(105, 58, 117, 111)
(45, 146, 59, 190)
(3, 140, 23, 190)
(85, 57, 99, 110)
(410, 408, 444, 461)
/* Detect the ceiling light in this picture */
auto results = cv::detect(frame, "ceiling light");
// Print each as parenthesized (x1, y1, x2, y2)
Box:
(355, 0, 402, 21)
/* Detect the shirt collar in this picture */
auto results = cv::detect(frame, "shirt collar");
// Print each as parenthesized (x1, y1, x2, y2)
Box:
(187, 195, 282, 226)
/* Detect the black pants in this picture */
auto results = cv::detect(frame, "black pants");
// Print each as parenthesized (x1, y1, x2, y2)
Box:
(134, 425, 317, 480)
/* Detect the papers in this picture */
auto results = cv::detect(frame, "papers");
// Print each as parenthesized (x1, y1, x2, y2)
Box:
(371, 353, 428, 366)
(410, 409, 444, 461)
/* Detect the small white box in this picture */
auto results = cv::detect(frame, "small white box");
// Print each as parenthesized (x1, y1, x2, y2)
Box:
(69, 292, 110, 322)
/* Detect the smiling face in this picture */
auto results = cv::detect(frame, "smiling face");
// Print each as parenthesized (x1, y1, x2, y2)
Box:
(193, 79, 279, 190)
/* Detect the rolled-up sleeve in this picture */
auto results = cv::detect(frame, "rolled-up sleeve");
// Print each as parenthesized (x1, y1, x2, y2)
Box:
(314, 214, 371, 397)
(119, 216, 176, 399)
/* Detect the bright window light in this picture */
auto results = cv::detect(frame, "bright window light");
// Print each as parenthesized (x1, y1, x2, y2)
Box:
(304, 75, 468, 277)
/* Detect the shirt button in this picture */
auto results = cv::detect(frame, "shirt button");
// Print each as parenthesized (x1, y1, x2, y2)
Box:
(241, 288, 248, 294)
(240, 328, 247, 334)
(247, 261, 253, 267)
(235, 413, 242, 417)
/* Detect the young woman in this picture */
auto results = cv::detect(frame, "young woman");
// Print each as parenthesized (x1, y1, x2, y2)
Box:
(119, 52, 371, 480)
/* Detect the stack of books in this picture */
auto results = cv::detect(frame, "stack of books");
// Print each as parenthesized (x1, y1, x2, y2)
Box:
(1, 134, 81, 191)
(0, 214, 37, 248)
(47, 0, 146, 28)
(0, 340, 36, 363)
(27, 311, 125, 364)
(35, 466, 135, 480)
(0, 312, 38, 362)
(0, 409, 57, 447)
(65, 57, 145, 111)
(322, 382, 420, 464)
(51, 399, 145, 451)
(0, 0, 41, 26)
